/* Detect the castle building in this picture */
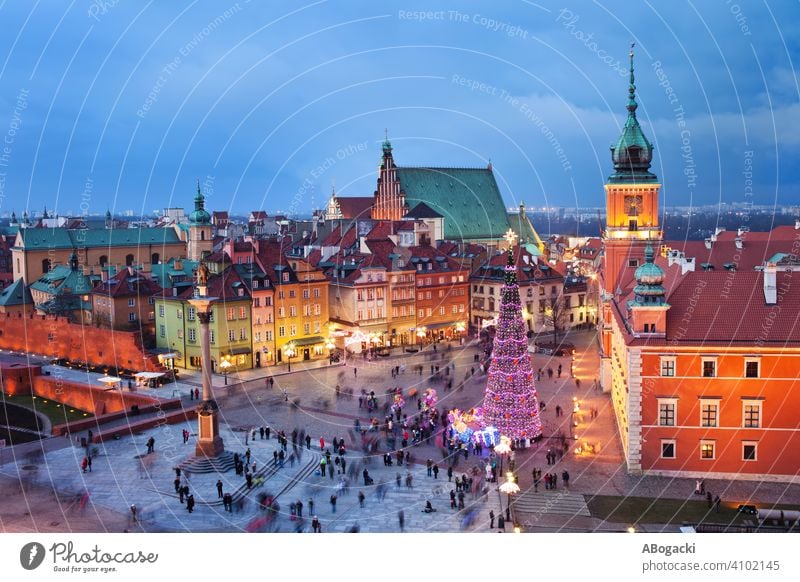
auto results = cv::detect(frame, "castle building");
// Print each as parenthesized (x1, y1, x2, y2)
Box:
(598, 49, 800, 482)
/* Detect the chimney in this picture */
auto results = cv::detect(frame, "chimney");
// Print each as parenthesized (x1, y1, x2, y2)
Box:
(715, 227, 725, 237)
(704, 238, 713, 250)
(735, 237, 743, 250)
(764, 262, 777, 305)
(795, 219, 800, 230)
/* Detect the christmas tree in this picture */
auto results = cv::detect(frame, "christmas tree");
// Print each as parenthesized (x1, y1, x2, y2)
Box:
(482, 238, 543, 441)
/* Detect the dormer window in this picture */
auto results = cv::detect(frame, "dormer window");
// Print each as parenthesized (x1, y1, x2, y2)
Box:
(282, 272, 289, 282)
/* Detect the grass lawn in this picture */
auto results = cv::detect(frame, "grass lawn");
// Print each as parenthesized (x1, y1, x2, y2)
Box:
(1, 392, 92, 426)
(587, 495, 800, 526)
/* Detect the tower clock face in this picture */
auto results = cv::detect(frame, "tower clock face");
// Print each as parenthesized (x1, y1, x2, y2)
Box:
(624, 195, 643, 215)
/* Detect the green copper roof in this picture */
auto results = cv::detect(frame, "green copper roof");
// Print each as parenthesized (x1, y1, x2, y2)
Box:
(189, 182, 211, 225)
(608, 47, 657, 184)
(0, 278, 33, 307)
(16, 227, 181, 250)
(631, 242, 666, 303)
(151, 258, 198, 289)
(398, 167, 510, 241)
(30, 264, 94, 296)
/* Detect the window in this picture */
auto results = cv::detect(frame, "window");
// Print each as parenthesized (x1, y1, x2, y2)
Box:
(290, 325, 296, 336)
(240, 328, 246, 340)
(489, 287, 494, 296)
(254, 298, 260, 308)
(314, 322, 321, 333)
(126, 254, 134, 267)
(128, 312, 137, 322)
(658, 399, 676, 427)
(303, 289, 309, 299)
(313, 288, 320, 298)
(239, 306, 246, 319)
(228, 329, 235, 342)
(128, 298, 135, 307)
(187, 307, 196, 321)
(176, 309, 182, 320)
(289, 290, 295, 298)
(278, 326, 285, 338)
(177, 329, 183, 339)
(282, 273, 289, 282)
(743, 400, 761, 428)
(660, 440, 676, 459)
(452, 305, 458, 314)
(628, 258, 639, 268)
(745, 359, 759, 378)
(303, 324, 310, 335)
(265, 330, 273, 341)
(159, 325, 165, 338)
(255, 332, 261, 342)
(149, 297, 155, 305)
(701, 402, 718, 427)
(278, 307, 285, 318)
(209, 330, 215, 344)
(159, 305, 165, 318)
(289, 306, 296, 317)
(278, 291, 284, 300)
(742, 442, 757, 461)
(439, 306, 445, 315)
(702, 358, 716, 377)
(188, 328, 196, 343)
(227, 307, 235, 321)
(700, 441, 715, 460)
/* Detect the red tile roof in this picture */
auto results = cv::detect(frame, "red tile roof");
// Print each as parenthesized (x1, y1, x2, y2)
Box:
(90, 267, 162, 298)
(335, 197, 373, 219)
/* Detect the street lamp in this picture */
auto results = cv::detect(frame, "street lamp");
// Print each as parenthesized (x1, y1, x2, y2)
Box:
(285, 342, 296, 372)
(494, 435, 512, 480)
(219, 355, 232, 385)
(499, 471, 520, 522)
(416, 326, 427, 346)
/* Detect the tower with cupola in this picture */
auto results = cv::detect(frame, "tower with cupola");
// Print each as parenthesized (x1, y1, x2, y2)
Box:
(188, 182, 213, 261)
(598, 46, 663, 390)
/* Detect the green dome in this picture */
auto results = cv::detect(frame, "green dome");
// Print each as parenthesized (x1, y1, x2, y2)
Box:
(608, 48, 658, 184)
(632, 242, 666, 301)
(190, 182, 211, 225)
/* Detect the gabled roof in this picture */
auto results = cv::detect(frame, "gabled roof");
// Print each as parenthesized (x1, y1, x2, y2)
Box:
(397, 167, 510, 241)
(30, 264, 94, 296)
(0, 278, 33, 307)
(90, 267, 162, 299)
(507, 210, 543, 253)
(151, 258, 199, 289)
(405, 202, 443, 220)
(472, 246, 560, 283)
(176, 266, 251, 301)
(335, 197, 373, 220)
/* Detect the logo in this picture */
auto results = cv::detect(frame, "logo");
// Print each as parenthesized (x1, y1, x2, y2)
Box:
(20, 542, 46, 570)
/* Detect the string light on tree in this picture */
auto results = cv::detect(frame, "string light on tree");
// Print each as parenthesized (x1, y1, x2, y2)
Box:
(481, 235, 543, 440)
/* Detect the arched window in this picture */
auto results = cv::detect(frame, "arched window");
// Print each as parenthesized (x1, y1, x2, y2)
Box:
(200, 230, 205, 241)
(42, 258, 51, 273)
(99, 255, 108, 268)
(151, 253, 160, 265)
(126, 254, 134, 267)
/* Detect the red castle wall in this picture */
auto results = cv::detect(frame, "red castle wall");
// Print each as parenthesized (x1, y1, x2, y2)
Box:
(0, 312, 160, 372)
(32, 376, 160, 416)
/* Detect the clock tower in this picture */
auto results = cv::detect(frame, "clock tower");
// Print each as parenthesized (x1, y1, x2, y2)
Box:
(598, 46, 662, 390)
(601, 46, 661, 295)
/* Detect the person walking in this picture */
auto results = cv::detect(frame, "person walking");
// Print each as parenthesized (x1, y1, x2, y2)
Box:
(432, 464, 439, 479)
(447, 466, 453, 482)
(489, 510, 495, 529)
(216, 479, 223, 498)
(186, 494, 195, 513)
(358, 491, 365, 508)
(312, 516, 321, 533)
(714, 495, 721, 513)
(130, 504, 137, 523)
(562, 470, 570, 489)
(398, 510, 405, 532)
(330, 494, 337, 513)
(81, 457, 88, 473)
(319, 437, 325, 450)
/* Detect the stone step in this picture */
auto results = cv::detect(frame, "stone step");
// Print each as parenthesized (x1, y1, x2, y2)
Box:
(512, 491, 591, 517)
(178, 451, 236, 474)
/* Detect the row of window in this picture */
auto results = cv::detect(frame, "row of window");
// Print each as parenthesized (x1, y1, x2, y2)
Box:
(660, 440, 758, 461)
(276, 304, 322, 318)
(416, 288, 467, 301)
(660, 357, 761, 378)
(159, 326, 248, 343)
(278, 322, 322, 337)
(657, 399, 762, 428)
(417, 276, 465, 286)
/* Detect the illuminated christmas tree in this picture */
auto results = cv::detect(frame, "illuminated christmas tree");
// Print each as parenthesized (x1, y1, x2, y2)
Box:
(482, 233, 543, 441)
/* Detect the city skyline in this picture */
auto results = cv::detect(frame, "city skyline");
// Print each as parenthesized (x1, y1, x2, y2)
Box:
(0, 2, 797, 217)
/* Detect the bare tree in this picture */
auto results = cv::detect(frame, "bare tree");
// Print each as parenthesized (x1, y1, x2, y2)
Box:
(539, 296, 570, 344)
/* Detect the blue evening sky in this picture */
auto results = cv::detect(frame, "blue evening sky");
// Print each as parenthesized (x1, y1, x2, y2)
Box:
(0, 1, 797, 217)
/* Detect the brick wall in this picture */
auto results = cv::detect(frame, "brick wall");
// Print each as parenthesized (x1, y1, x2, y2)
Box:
(0, 312, 160, 371)
(32, 376, 160, 416)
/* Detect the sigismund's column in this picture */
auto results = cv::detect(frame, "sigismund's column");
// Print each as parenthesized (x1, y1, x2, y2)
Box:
(188, 270, 224, 457)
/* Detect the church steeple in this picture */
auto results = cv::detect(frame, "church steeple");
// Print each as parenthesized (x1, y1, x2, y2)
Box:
(372, 130, 405, 221)
(609, 44, 656, 184)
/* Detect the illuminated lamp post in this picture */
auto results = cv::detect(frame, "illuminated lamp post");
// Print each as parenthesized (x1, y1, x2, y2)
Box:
(499, 471, 520, 522)
(494, 435, 512, 480)
(285, 342, 296, 373)
(219, 355, 232, 386)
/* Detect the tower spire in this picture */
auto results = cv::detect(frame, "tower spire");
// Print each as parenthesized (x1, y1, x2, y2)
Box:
(628, 42, 637, 116)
